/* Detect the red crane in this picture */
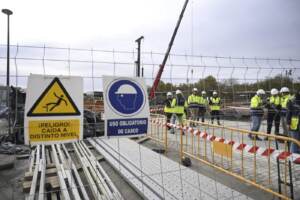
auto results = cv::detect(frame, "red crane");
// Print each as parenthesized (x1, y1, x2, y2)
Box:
(149, 0, 190, 100)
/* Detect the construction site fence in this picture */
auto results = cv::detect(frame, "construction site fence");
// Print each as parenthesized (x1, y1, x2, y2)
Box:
(0, 44, 300, 95)
(1, 44, 300, 121)
(1, 44, 300, 199)
(149, 113, 300, 200)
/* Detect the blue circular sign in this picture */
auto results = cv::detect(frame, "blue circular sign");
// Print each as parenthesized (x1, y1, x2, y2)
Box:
(107, 79, 145, 116)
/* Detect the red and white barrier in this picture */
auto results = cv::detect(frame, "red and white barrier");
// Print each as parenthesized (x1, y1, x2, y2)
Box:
(150, 118, 300, 163)
(150, 107, 164, 113)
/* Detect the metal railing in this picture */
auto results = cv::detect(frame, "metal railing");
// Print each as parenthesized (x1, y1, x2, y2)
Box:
(150, 114, 300, 200)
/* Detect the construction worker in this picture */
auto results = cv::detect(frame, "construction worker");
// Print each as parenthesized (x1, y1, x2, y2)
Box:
(249, 89, 265, 140)
(171, 90, 187, 126)
(265, 88, 281, 140)
(280, 87, 292, 136)
(198, 91, 208, 122)
(209, 91, 221, 125)
(188, 88, 200, 126)
(287, 90, 300, 158)
(164, 92, 174, 126)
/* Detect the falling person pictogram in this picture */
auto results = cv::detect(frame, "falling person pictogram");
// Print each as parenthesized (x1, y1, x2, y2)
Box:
(43, 92, 68, 112)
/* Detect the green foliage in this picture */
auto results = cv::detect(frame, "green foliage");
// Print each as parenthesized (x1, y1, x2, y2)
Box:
(157, 74, 299, 93)
(152, 74, 300, 104)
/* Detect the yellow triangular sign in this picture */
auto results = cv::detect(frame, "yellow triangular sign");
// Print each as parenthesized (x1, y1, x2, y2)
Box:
(27, 77, 80, 116)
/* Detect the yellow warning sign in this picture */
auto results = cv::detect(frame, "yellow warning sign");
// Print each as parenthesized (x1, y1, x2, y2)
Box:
(27, 77, 80, 116)
(29, 119, 80, 142)
(213, 141, 232, 159)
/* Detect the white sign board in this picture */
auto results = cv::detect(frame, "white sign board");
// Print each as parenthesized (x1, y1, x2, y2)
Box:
(24, 74, 83, 145)
(103, 76, 150, 137)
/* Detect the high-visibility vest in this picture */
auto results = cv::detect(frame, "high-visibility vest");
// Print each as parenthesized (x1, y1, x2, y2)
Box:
(270, 95, 280, 106)
(171, 96, 187, 114)
(199, 96, 208, 106)
(164, 99, 173, 113)
(291, 116, 299, 131)
(210, 97, 221, 111)
(250, 95, 263, 109)
(281, 94, 292, 109)
(188, 94, 200, 105)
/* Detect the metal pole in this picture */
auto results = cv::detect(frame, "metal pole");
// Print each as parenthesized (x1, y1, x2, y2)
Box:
(7, 14, 10, 136)
(135, 36, 144, 77)
(2, 9, 13, 136)
(164, 120, 168, 154)
(180, 128, 183, 161)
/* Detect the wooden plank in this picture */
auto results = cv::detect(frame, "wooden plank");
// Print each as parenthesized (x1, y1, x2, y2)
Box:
(56, 144, 81, 200)
(76, 164, 82, 171)
(24, 168, 58, 181)
(50, 192, 58, 200)
(46, 168, 58, 177)
(87, 145, 94, 149)
(84, 140, 123, 200)
(23, 181, 32, 193)
(51, 144, 71, 200)
(73, 143, 101, 199)
(61, 144, 90, 200)
(46, 176, 60, 190)
(24, 176, 60, 193)
(16, 154, 30, 160)
(28, 145, 40, 200)
(79, 141, 118, 199)
(29, 149, 36, 173)
(46, 163, 56, 169)
(96, 155, 105, 161)
(38, 145, 46, 200)
(46, 148, 51, 165)
(24, 172, 33, 181)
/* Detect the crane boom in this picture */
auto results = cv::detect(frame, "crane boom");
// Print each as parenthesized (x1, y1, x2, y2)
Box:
(149, 0, 190, 99)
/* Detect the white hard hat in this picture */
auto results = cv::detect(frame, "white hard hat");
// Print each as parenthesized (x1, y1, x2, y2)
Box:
(201, 91, 206, 95)
(213, 91, 217, 95)
(167, 92, 172, 96)
(193, 88, 198, 92)
(256, 89, 265, 95)
(176, 90, 182, 94)
(270, 88, 279, 95)
(280, 87, 289, 93)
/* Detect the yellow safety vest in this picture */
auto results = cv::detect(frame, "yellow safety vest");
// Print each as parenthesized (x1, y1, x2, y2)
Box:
(171, 97, 187, 114)
(199, 96, 208, 105)
(250, 95, 263, 109)
(281, 94, 292, 109)
(164, 99, 173, 113)
(188, 94, 200, 105)
(210, 97, 221, 111)
(291, 116, 299, 131)
(270, 95, 280, 106)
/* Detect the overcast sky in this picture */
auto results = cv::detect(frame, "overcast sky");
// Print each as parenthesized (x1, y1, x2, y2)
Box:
(1, 0, 299, 57)
(0, 0, 299, 90)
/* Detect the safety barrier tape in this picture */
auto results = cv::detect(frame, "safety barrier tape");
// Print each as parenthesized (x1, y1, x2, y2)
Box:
(150, 118, 300, 163)
(150, 108, 164, 113)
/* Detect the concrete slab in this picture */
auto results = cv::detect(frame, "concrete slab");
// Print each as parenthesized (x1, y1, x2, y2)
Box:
(90, 137, 253, 200)
(149, 117, 300, 199)
(143, 139, 274, 200)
